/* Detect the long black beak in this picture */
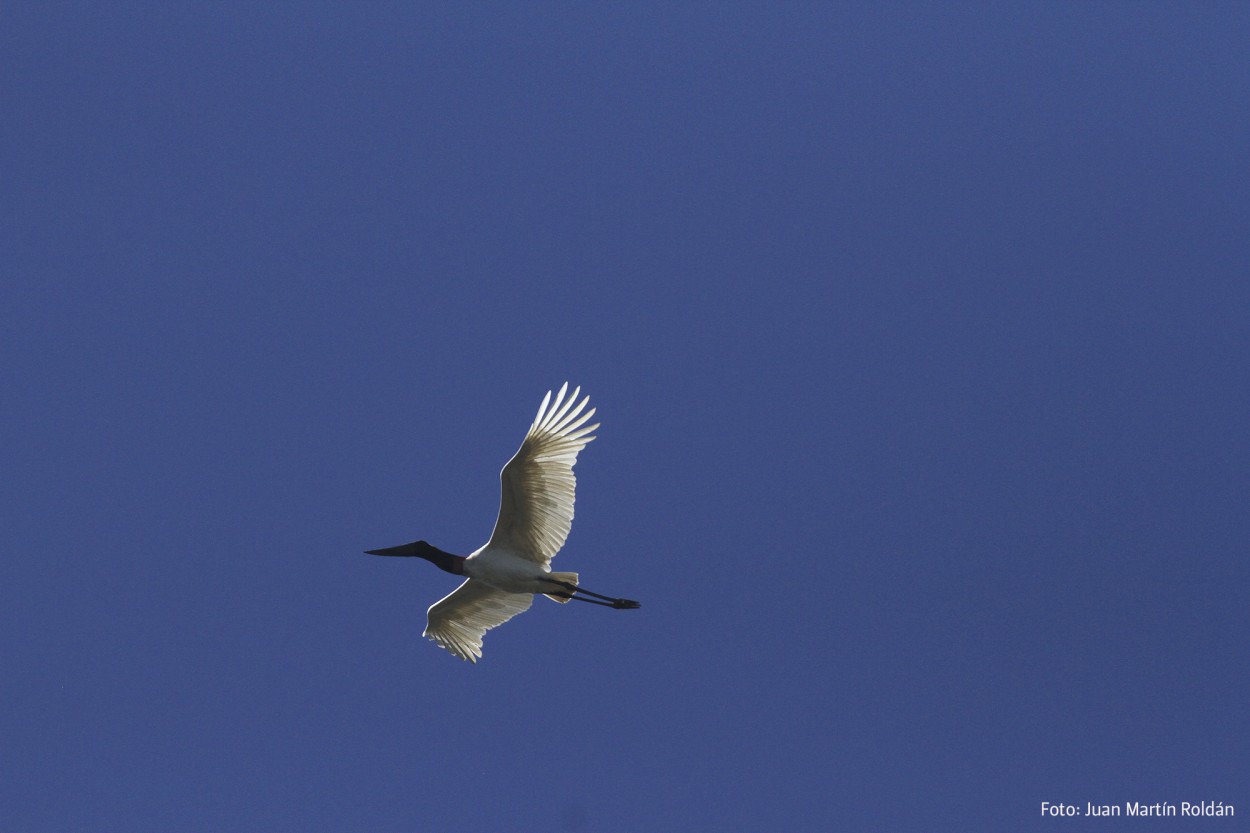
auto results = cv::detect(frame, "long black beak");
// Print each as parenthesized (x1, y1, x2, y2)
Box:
(364, 542, 421, 557)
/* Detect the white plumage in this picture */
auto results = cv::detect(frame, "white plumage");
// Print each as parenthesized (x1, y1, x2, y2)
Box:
(366, 383, 638, 662)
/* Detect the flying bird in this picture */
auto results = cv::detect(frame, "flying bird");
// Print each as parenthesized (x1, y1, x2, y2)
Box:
(366, 383, 639, 662)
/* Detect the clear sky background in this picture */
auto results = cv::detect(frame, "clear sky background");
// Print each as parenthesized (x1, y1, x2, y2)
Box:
(3, 4, 1247, 831)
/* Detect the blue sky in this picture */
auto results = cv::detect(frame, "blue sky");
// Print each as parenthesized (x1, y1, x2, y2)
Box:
(3, 3, 1247, 831)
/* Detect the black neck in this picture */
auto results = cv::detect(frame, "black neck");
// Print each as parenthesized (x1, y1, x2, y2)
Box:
(367, 540, 467, 575)
(413, 542, 466, 575)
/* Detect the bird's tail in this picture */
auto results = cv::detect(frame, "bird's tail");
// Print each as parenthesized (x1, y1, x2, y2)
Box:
(543, 571, 579, 603)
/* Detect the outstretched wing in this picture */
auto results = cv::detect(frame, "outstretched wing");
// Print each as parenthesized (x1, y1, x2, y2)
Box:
(424, 579, 534, 663)
(486, 383, 599, 565)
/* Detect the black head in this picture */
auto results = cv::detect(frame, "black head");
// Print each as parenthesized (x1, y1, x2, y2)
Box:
(363, 540, 465, 575)
(364, 540, 430, 557)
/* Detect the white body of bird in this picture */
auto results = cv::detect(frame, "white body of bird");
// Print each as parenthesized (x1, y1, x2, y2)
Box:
(462, 545, 578, 598)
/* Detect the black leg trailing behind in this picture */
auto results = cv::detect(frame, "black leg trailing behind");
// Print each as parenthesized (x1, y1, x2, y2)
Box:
(544, 578, 641, 609)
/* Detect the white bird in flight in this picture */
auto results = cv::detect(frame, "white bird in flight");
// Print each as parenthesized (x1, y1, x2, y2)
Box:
(366, 383, 639, 662)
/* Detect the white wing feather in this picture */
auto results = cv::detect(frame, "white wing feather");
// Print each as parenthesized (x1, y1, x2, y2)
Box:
(487, 383, 598, 565)
(424, 579, 534, 662)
